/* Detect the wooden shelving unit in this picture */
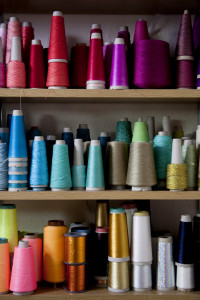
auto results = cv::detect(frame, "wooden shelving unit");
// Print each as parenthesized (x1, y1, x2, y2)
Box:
(0, 190, 200, 201)
(2, 287, 200, 299)
(0, 89, 200, 103)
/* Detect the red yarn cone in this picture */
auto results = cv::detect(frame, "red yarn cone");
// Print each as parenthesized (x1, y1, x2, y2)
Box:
(29, 40, 45, 88)
(46, 61, 69, 88)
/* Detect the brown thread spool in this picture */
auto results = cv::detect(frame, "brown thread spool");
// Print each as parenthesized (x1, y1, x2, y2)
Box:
(106, 141, 128, 190)
(64, 232, 86, 264)
(126, 142, 157, 191)
(95, 200, 109, 227)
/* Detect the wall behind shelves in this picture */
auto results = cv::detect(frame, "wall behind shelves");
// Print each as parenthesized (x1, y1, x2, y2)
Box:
(3, 13, 198, 235)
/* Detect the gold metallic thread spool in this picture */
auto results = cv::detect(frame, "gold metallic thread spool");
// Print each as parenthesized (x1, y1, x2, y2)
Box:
(108, 261, 130, 292)
(95, 200, 109, 227)
(166, 163, 187, 191)
(64, 233, 86, 264)
(126, 142, 157, 191)
(108, 208, 129, 260)
(106, 141, 128, 190)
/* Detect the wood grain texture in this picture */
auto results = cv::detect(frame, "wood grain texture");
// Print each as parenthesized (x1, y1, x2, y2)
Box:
(1, 191, 200, 201)
(0, 89, 200, 103)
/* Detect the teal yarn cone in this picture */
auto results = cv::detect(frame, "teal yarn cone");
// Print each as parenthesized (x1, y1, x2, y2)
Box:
(86, 140, 105, 191)
(50, 140, 72, 191)
(30, 136, 48, 191)
(153, 132, 172, 186)
(132, 121, 149, 142)
(115, 117, 132, 145)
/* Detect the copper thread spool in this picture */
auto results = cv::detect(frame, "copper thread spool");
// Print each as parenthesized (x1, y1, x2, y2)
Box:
(64, 232, 86, 264)
(95, 200, 109, 227)
(64, 263, 86, 293)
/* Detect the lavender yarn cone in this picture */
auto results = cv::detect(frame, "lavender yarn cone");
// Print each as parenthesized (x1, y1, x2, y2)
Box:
(110, 38, 128, 89)
(103, 42, 113, 88)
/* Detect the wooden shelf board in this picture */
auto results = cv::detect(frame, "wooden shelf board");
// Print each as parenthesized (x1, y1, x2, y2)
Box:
(0, 0, 199, 14)
(0, 191, 200, 201)
(1, 287, 200, 299)
(0, 89, 200, 104)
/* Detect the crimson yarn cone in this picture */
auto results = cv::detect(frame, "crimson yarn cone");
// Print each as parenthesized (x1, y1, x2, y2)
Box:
(87, 32, 105, 89)
(70, 43, 89, 88)
(22, 22, 34, 66)
(29, 40, 45, 88)
(110, 38, 128, 89)
(133, 19, 149, 43)
(10, 241, 37, 295)
(90, 24, 103, 40)
(48, 11, 68, 62)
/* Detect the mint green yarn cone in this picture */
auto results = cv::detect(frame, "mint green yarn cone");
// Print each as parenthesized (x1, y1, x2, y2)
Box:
(86, 140, 105, 191)
(50, 141, 72, 191)
(132, 121, 149, 142)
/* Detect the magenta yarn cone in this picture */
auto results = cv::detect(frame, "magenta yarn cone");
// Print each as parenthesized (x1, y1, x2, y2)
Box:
(133, 19, 149, 43)
(110, 38, 128, 89)
(117, 26, 130, 47)
(103, 42, 113, 88)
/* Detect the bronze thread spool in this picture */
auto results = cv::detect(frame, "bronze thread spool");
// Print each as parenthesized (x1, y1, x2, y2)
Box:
(106, 141, 128, 190)
(108, 208, 129, 261)
(64, 263, 86, 293)
(95, 200, 109, 227)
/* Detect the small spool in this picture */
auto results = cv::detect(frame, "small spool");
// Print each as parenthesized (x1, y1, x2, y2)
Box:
(131, 263, 152, 291)
(64, 263, 86, 293)
(64, 232, 86, 264)
(176, 263, 195, 292)
(108, 261, 130, 293)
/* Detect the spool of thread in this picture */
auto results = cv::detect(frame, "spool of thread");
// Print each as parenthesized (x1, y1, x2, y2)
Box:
(22, 233, 42, 282)
(43, 220, 68, 283)
(108, 208, 129, 261)
(94, 227, 108, 287)
(62, 127, 74, 167)
(72, 139, 86, 190)
(27, 126, 41, 140)
(0, 204, 18, 253)
(0, 23, 7, 63)
(115, 117, 132, 145)
(118, 26, 130, 47)
(86, 140, 105, 191)
(185, 144, 197, 190)
(0, 141, 8, 190)
(133, 19, 149, 43)
(162, 116, 172, 136)
(87, 33, 105, 89)
(64, 232, 86, 264)
(6, 17, 21, 64)
(0, 238, 10, 295)
(166, 138, 187, 191)
(182, 139, 193, 162)
(30, 136, 48, 191)
(46, 135, 56, 179)
(69, 222, 90, 232)
(103, 42, 113, 88)
(106, 141, 128, 189)
(95, 200, 109, 227)
(147, 116, 155, 142)
(110, 38, 128, 89)
(29, 40, 45, 88)
(22, 21, 34, 70)
(64, 263, 86, 293)
(131, 263, 152, 291)
(50, 140, 72, 191)
(132, 121, 149, 142)
(0, 128, 9, 145)
(7, 36, 26, 88)
(176, 10, 194, 89)
(83, 141, 90, 165)
(120, 202, 137, 248)
(131, 211, 152, 263)
(173, 125, 184, 138)
(70, 43, 89, 88)
(77, 124, 90, 142)
(0, 37, 6, 87)
(133, 40, 171, 88)
(46, 61, 69, 89)
(108, 261, 129, 293)
(98, 132, 111, 168)
(10, 241, 37, 295)
(153, 132, 172, 188)
(176, 214, 194, 292)
(90, 24, 103, 39)
(156, 236, 175, 291)
(126, 142, 157, 191)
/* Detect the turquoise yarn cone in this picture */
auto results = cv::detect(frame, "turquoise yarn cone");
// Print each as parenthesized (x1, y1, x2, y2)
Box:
(50, 140, 72, 190)
(86, 140, 105, 190)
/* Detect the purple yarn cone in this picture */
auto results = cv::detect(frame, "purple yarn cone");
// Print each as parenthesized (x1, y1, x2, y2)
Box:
(110, 38, 128, 89)
(196, 55, 200, 88)
(103, 42, 113, 88)
(193, 11, 200, 55)
(133, 19, 149, 43)
(133, 40, 171, 88)
(117, 26, 130, 47)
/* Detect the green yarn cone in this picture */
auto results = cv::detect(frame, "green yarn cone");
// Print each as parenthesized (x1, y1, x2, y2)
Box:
(132, 121, 149, 142)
